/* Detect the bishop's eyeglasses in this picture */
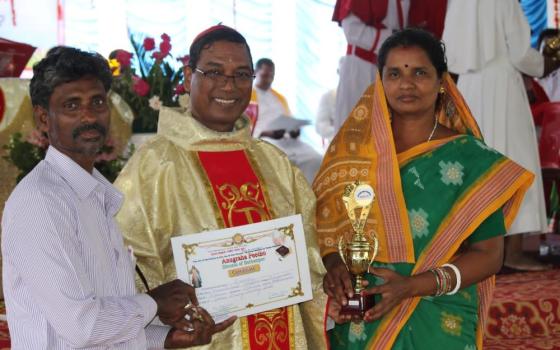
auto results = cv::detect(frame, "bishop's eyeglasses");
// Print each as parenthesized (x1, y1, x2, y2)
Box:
(194, 67, 255, 87)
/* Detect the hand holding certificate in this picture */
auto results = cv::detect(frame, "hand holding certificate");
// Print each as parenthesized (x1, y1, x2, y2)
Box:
(171, 214, 312, 322)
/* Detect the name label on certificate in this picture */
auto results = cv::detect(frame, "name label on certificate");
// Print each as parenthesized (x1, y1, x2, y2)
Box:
(171, 214, 312, 322)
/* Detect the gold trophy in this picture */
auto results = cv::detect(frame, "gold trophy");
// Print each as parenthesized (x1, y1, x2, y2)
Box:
(338, 181, 379, 316)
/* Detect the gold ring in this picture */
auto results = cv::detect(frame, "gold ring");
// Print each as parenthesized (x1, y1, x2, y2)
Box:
(192, 312, 204, 322)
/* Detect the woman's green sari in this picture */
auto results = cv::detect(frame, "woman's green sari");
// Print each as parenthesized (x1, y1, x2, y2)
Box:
(330, 135, 507, 350)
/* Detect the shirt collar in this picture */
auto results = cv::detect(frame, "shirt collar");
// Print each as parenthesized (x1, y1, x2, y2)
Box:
(44, 147, 123, 212)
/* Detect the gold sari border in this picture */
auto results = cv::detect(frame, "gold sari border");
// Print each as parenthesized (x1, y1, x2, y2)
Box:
(397, 135, 464, 167)
(370, 76, 416, 263)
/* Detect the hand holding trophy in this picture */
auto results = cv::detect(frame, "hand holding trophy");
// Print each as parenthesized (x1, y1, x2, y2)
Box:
(337, 181, 379, 317)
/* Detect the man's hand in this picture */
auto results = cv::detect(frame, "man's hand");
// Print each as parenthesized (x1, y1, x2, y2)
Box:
(148, 279, 198, 327)
(163, 307, 237, 348)
(328, 298, 357, 324)
(322, 253, 354, 307)
(361, 267, 412, 322)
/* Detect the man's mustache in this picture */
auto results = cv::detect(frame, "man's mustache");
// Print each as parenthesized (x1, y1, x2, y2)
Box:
(72, 123, 107, 139)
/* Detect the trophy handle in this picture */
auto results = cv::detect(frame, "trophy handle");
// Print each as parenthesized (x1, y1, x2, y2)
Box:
(338, 236, 347, 266)
(369, 234, 379, 267)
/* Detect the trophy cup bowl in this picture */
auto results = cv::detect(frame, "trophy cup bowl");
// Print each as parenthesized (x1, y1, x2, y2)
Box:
(338, 234, 377, 317)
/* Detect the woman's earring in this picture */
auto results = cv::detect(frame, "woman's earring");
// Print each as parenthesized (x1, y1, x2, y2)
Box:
(446, 100, 456, 119)
(438, 86, 454, 119)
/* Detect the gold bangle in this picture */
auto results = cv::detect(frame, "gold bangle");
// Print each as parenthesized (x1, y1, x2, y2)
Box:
(429, 269, 442, 296)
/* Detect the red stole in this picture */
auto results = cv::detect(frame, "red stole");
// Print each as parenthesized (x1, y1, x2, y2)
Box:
(197, 150, 293, 350)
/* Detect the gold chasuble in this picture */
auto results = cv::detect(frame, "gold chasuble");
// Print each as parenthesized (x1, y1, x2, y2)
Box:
(114, 104, 327, 350)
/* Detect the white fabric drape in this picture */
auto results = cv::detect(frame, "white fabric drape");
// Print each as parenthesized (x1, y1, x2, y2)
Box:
(443, 0, 548, 235)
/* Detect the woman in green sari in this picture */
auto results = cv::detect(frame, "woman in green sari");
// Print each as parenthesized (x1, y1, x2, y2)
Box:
(313, 29, 534, 349)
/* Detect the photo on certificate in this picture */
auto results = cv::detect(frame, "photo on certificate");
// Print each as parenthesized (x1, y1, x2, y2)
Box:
(171, 214, 313, 322)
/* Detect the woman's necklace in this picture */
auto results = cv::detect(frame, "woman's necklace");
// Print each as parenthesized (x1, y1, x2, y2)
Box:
(427, 116, 438, 142)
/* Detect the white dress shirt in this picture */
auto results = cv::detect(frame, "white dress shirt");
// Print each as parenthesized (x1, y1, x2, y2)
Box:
(1, 146, 170, 349)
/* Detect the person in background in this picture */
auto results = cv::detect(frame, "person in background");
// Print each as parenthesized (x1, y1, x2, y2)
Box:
(315, 87, 336, 144)
(250, 58, 291, 137)
(538, 29, 560, 102)
(260, 115, 323, 184)
(114, 25, 328, 350)
(332, 0, 410, 133)
(316, 58, 343, 145)
(443, 0, 560, 270)
(1, 46, 224, 349)
(407, 0, 447, 39)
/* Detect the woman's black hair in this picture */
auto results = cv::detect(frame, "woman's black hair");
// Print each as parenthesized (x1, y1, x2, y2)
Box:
(377, 28, 448, 78)
(30, 46, 112, 109)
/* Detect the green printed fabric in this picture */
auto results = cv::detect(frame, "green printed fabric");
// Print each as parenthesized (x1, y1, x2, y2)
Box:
(329, 136, 506, 350)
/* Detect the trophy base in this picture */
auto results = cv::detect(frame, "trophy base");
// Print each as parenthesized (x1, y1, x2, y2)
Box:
(339, 293, 375, 317)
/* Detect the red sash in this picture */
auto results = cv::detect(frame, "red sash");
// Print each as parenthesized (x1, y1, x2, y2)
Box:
(332, 0, 389, 26)
(0, 88, 4, 124)
(197, 150, 293, 350)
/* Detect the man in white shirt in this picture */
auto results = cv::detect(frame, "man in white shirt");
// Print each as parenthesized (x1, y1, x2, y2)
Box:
(1, 46, 234, 349)
(250, 58, 291, 137)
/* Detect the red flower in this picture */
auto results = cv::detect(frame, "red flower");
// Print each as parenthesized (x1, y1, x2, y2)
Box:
(175, 84, 186, 95)
(152, 51, 165, 61)
(143, 37, 155, 51)
(115, 50, 133, 67)
(161, 33, 171, 43)
(178, 55, 190, 67)
(132, 77, 150, 97)
(26, 129, 49, 149)
(159, 40, 172, 57)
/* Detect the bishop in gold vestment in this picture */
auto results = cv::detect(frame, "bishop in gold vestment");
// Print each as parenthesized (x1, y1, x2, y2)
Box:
(114, 101, 328, 349)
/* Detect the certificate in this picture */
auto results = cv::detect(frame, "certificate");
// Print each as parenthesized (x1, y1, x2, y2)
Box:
(171, 214, 312, 322)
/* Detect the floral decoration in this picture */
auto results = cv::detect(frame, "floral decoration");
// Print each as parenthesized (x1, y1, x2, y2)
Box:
(110, 33, 188, 132)
(439, 160, 465, 186)
(499, 314, 532, 338)
(440, 311, 463, 337)
(348, 321, 367, 343)
(408, 208, 430, 239)
(3, 130, 133, 183)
